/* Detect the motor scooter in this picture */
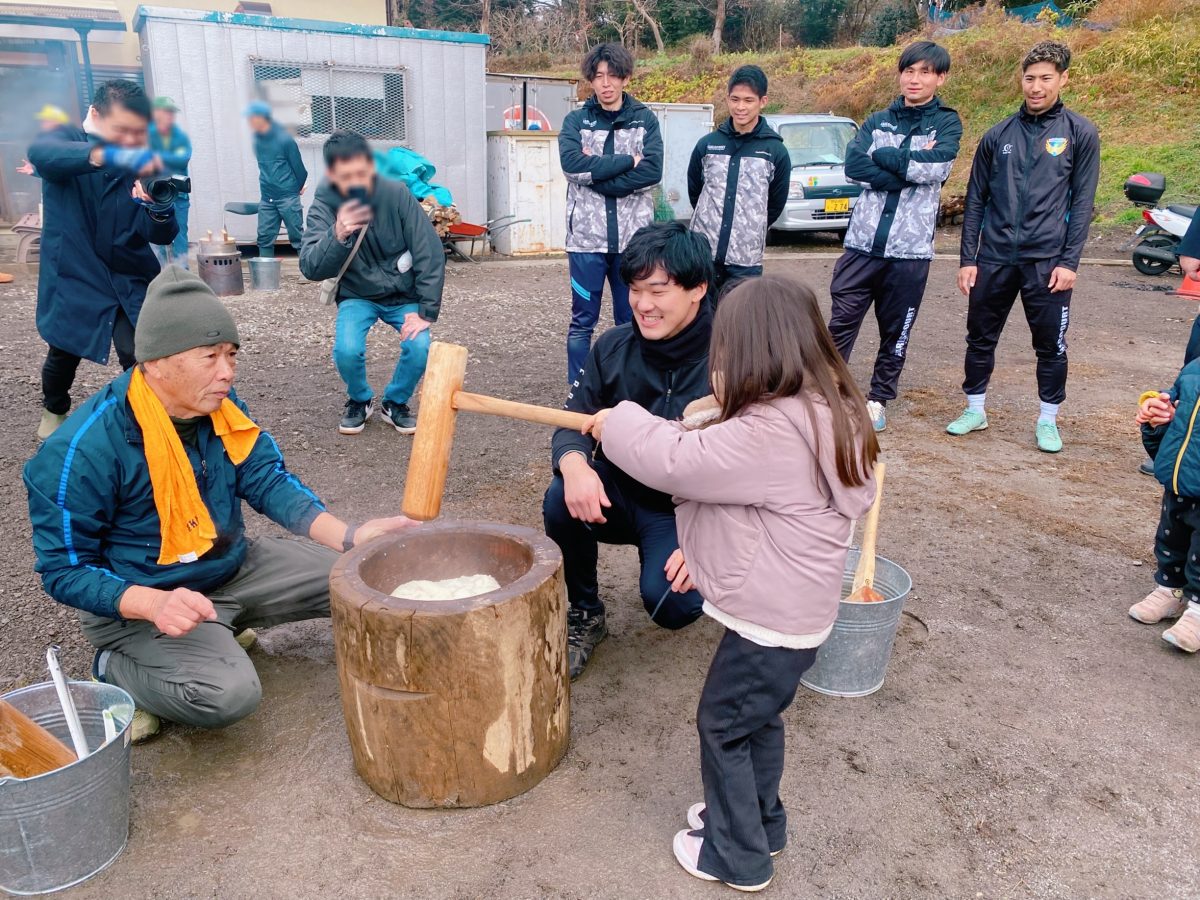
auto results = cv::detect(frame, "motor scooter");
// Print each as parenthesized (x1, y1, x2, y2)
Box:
(1124, 172, 1197, 276)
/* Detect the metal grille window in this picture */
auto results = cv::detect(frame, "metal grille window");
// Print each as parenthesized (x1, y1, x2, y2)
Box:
(250, 60, 408, 143)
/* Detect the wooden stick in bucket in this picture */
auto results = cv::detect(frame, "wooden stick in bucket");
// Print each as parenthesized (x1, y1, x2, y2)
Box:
(846, 462, 887, 604)
(0, 700, 77, 779)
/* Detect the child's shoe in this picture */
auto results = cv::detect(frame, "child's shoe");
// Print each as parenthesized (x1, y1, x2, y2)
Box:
(672, 829, 772, 892)
(686, 804, 783, 856)
(1129, 586, 1186, 624)
(1162, 606, 1200, 653)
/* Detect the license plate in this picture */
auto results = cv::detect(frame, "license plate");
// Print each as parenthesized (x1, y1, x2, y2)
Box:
(824, 198, 850, 213)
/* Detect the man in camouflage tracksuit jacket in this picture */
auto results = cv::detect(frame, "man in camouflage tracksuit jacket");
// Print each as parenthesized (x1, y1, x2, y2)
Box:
(828, 41, 961, 432)
(558, 43, 664, 383)
(688, 65, 791, 298)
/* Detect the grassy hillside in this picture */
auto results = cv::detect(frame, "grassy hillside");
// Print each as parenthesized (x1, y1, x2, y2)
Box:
(525, 2, 1199, 225)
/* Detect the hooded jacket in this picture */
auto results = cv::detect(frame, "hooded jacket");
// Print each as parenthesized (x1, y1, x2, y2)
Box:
(23, 368, 325, 620)
(558, 94, 664, 254)
(843, 96, 962, 261)
(1143, 360, 1200, 497)
(687, 116, 792, 268)
(254, 122, 307, 200)
(551, 302, 711, 511)
(28, 126, 178, 364)
(603, 395, 877, 642)
(299, 175, 445, 322)
(960, 100, 1100, 272)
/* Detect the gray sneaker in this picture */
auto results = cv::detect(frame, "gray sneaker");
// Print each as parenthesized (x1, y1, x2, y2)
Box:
(381, 400, 417, 435)
(567, 608, 607, 680)
(339, 398, 374, 435)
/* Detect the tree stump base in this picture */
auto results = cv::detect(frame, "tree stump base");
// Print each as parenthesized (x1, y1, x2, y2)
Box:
(330, 520, 569, 808)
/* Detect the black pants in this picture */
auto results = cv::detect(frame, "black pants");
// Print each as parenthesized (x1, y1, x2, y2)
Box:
(542, 458, 703, 629)
(1154, 490, 1200, 603)
(42, 307, 136, 414)
(827, 251, 930, 403)
(962, 260, 1072, 405)
(714, 263, 763, 301)
(695, 629, 818, 886)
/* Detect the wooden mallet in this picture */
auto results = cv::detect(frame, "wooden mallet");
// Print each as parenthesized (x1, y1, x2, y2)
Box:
(402, 342, 591, 521)
(846, 462, 887, 604)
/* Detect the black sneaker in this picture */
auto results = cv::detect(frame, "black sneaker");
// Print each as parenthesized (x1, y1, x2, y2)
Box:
(567, 607, 608, 680)
(339, 398, 374, 435)
(382, 400, 418, 435)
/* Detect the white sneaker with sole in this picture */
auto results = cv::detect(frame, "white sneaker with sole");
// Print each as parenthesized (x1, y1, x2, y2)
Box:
(1162, 606, 1200, 653)
(866, 400, 886, 433)
(672, 829, 772, 892)
(687, 803, 783, 856)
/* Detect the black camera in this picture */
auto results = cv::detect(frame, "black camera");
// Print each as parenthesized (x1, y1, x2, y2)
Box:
(138, 173, 191, 214)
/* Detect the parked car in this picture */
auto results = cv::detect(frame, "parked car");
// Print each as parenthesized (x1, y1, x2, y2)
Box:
(765, 114, 860, 233)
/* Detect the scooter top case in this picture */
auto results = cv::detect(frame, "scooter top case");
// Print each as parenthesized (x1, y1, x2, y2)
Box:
(1125, 172, 1166, 207)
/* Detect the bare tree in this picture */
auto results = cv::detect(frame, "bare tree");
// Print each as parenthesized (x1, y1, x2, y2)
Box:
(629, 0, 665, 52)
(481, 0, 492, 34)
(387, 0, 413, 26)
(711, 0, 727, 52)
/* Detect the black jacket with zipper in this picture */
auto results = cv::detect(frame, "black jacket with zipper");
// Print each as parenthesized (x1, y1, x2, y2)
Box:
(299, 175, 445, 322)
(960, 101, 1100, 272)
(551, 303, 712, 511)
(687, 117, 791, 268)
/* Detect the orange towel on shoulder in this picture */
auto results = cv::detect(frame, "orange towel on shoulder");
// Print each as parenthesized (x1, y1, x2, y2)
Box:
(127, 367, 260, 565)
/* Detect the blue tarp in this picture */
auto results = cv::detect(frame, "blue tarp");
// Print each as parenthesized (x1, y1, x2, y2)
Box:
(374, 147, 454, 207)
(928, 1, 1072, 27)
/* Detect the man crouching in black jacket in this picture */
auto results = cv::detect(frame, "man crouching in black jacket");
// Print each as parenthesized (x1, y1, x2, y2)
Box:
(544, 222, 713, 679)
(300, 131, 445, 437)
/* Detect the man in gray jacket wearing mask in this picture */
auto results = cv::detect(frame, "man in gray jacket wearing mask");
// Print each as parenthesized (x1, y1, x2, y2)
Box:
(300, 131, 445, 436)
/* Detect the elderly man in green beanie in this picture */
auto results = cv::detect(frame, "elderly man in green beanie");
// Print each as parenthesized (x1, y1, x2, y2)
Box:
(24, 266, 415, 742)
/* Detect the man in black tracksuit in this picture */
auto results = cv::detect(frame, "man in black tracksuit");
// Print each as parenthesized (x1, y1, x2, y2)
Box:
(688, 65, 791, 297)
(830, 41, 961, 434)
(948, 40, 1100, 454)
(543, 223, 713, 679)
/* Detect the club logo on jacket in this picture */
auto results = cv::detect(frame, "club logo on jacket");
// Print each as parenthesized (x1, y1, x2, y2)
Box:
(1045, 137, 1068, 157)
(1002, 143, 1014, 155)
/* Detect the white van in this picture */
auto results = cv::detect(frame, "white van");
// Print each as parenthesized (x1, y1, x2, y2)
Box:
(765, 114, 860, 233)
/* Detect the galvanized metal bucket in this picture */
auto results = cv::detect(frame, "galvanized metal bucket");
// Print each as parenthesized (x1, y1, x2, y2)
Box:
(0, 681, 135, 895)
(248, 256, 281, 291)
(800, 551, 913, 698)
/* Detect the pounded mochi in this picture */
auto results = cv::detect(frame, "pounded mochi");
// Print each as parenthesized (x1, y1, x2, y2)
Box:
(390, 574, 502, 601)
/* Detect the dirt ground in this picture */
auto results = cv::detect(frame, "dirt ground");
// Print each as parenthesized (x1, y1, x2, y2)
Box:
(0, 244, 1196, 899)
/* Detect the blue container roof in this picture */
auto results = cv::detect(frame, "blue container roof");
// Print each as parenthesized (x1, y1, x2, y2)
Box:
(133, 5, 490, 45)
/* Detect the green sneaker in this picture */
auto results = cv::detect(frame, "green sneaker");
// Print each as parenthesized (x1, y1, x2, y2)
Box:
(1036, 421, 1063, 453)
(946, 409, 987, 436)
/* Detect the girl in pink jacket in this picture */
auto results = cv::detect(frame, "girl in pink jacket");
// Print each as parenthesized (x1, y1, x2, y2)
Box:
(586, 275, 879, 891)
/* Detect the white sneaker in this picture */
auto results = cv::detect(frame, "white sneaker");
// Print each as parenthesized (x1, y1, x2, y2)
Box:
(672, 829, 772, 892)
(687, 803, 783, 856)
(866, 400, 886, 433)
(1129, 586, 1186, 624)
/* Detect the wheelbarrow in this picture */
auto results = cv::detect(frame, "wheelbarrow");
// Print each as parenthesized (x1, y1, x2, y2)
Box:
(442, 215, 529, 263)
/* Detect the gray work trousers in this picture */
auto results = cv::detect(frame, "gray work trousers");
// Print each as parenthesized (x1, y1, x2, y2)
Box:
(80, 538, 338, 729)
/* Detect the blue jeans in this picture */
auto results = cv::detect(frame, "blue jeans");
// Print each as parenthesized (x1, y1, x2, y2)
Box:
(153, 196, 190, 269)
(257, 194, 304, 256)
(567, 251, 633, 383)
(333, 300, 431, 406)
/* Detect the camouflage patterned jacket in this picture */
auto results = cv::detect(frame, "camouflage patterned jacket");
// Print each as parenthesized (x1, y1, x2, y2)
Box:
(843, 96, 962, 260)
(687, 117, 791, 268)
(558, 94, 663, 254)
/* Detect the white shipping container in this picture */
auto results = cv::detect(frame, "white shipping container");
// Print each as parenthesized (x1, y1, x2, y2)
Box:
(646, 102, 714, 221)
(135, 7, 489, 245)
(486, 131, 566, 256)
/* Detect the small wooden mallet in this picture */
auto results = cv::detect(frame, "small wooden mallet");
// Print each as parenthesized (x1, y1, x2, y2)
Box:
(846, 462, 887, 604)
(402, 342, 591, 521)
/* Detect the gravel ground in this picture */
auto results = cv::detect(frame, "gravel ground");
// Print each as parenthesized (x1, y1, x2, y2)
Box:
(0, 248, 1195, 899)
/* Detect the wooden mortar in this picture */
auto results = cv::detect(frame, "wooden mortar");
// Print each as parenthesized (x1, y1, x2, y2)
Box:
(329, 520, 569, 808)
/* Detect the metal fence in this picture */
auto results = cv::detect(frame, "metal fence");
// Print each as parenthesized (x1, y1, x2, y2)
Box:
(249, 59, 409, 143)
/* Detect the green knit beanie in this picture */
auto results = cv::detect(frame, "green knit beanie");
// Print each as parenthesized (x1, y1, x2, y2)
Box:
(135, 265, 241, 362)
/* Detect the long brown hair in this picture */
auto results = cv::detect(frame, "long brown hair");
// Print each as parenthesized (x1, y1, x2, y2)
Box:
(710, 276, 879, 487)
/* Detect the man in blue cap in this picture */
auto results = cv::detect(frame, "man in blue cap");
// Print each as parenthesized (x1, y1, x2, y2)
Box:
(149, 96, 192, 268)
(246, 101, 307, 257)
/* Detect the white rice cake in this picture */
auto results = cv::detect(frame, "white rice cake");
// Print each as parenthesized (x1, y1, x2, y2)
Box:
(390, 574, 502, 602)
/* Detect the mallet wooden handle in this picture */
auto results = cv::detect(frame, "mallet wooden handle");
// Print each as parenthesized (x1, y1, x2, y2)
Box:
(0, 699, 77, 779)
(850, 462, 886, 592)
(452, 391, 591, 431)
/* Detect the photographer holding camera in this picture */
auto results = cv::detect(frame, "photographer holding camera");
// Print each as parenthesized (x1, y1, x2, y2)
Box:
(28, 79, 178, 440)
(148, 96, 193, 268)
